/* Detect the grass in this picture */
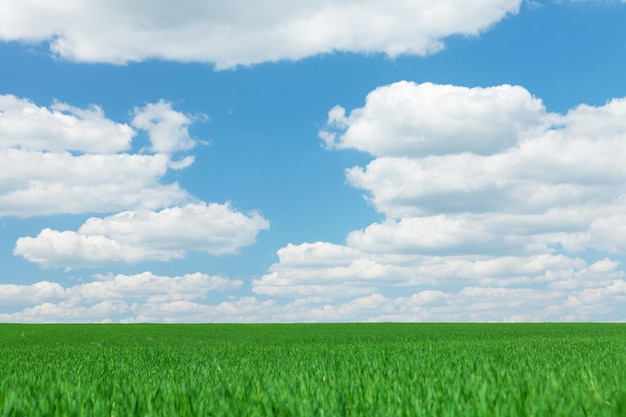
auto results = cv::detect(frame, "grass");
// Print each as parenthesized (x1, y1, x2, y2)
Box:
(1, 323, 625, 416)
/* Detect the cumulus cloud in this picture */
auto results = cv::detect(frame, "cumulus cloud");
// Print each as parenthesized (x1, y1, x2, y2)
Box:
(132, 100, 198, 155)
(254, 244, 597, 298)
(342, 102, 626, 219)
(0, 95, 134, 153)
(0, 281, 65, 305)
(0, 1, 522, 68)
(252, 82, 626, 321)
(129, 297, 279, 323)
(320, 82, 547, 157)
(69, 271, 240, 302)
(0, 150, 189, 217)
(324, 82, 626, 220)
(0, 272, 243, 322)
(302, 289, 553, 322)
(3, 277, 625, 323)
(14, 203, 270, 268)
(0, 96, 200, 217)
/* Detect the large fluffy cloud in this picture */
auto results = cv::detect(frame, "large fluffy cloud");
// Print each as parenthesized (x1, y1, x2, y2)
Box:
(343, 102, 626, 218)
(0, 1, 522, 68)
(0, 96, 197, 217)
(254, 82, 626, 321)
(322, 82, 626, 221)
(320, 82, 547, 157)
(14, 203, 270, 268)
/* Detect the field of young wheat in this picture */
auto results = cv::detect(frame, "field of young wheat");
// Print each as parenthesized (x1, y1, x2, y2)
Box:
(1, 323, 625, 416)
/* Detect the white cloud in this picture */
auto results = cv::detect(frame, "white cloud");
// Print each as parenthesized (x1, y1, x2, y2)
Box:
(335, 88, 626, 218)
(321, 82, 546, 157)
(0, 96, 200, 217)
(0, 149, 188, 217)
(0, 272, 243, 323)
(251, 82, 626, 320)
(254, 240, 596, 298)
(129, 297, 279, 323)
(69, 271, 240, 302)
(346, 155, 626, 218)
(0, 95, 134, 153)
(0, 1, 522, 68)
(4, 279, 624, 323)
(346, 216, 503, 254)
(132, 100, 198, 155)
(14, 203, 270, 268)
(296, 277, 626, 322)
(0, 281, 65, 305)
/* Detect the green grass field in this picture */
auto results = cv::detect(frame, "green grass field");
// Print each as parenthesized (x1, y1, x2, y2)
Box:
(1, 323, 625, 416)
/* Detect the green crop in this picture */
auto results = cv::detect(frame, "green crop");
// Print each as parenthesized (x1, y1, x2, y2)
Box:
(1, 323, 625, 416)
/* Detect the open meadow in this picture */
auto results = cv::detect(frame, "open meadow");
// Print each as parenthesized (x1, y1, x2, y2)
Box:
(1, 323, 625, 416)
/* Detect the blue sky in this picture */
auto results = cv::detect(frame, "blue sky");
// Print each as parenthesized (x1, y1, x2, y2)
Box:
(1, 0, 626, 322)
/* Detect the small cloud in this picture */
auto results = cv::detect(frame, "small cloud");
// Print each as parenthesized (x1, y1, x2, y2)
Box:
(132, 100, 200, 155)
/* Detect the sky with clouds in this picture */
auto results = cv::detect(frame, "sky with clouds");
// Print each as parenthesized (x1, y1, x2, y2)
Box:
(1, 0, 626, 322)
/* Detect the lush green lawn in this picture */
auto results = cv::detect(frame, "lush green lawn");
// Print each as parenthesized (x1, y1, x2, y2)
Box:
(1, 323, 625, 416)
